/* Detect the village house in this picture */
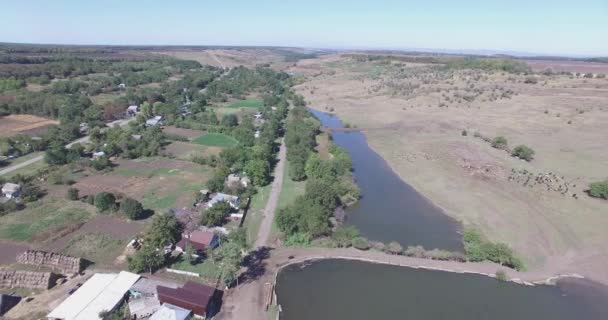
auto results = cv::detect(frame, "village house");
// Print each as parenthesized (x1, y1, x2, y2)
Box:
(207, 193, 240, 209)
(146, 115, 163, 127)
(157, 281, 220, 318)
(175, 230, 219, 256)
(126, 105, 140, 116)
(225, 174, 250, 189)
(1, 183, 21, 199)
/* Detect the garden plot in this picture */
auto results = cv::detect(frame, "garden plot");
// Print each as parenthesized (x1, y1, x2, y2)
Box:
(72, 157, 212, 212)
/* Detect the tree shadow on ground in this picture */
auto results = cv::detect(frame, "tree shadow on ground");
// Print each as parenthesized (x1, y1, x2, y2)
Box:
(238, 246, 273, 284)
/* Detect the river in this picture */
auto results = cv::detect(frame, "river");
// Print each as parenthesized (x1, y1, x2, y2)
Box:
(276, 259, 608, 320)
(309, 108, 462, 251)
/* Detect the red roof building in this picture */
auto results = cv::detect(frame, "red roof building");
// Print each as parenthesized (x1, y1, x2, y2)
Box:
(175, 231, 219, 254)
(157, 281, 220, 317)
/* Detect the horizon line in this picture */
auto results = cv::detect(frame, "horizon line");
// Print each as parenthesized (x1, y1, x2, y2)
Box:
(1, 41, 606, 60)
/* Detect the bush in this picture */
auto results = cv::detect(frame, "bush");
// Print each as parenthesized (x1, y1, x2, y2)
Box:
(352, 237, 370, 250)
(66, 187, 79, 200)
(511, 145, 535, 161)
(463, 229, 524, 270)
(91, 156, 111, 171)
(403, 245, 427, 258)
(120, 197, 145, 220)
(588, 180, 608, 199)
(387, 241, 403, 255)
(201, 201, 231, 226)
(491, 136, 508, 149)
(461, 130, 468, 136)
(495, 270, 508, 281)
(332, 226, 359, 248)
(94, 192, 116, 212)
(283, 232, 312, 247)
(0, 200, 20, 216)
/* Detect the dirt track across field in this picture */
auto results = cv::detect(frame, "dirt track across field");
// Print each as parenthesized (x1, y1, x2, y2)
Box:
(254, 139, 286, 248)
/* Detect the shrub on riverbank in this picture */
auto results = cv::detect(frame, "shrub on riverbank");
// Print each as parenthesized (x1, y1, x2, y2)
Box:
(463, 229, 524, 270)
(588, 180, 608, 199)
(495, 270, 508, 281)
(352, 237, 370, 250)
(332, 225, 360, 247)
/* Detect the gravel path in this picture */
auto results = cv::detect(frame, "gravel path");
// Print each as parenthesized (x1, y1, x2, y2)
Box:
(254, 139, 286, 248)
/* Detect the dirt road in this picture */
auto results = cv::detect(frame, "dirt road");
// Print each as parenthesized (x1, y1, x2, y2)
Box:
(0, 118, 133, 176)
(254, 139, 286, 248)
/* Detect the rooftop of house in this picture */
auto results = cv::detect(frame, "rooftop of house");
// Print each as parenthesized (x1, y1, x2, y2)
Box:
(2, 183, 21, 193)
(157, 281, 217, 315)
(176, 231, 216, 252)
(209, 193, 239, 204)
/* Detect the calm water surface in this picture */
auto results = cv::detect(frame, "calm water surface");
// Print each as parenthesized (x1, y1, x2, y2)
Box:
(276, 259, 608, 320)
(310, 109, 462, 251)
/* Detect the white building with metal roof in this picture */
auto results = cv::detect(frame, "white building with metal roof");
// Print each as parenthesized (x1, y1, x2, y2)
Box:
(47, 271, 140, 320)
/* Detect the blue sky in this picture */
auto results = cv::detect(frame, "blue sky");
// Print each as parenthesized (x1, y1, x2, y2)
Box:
(2, 0, 607, 56)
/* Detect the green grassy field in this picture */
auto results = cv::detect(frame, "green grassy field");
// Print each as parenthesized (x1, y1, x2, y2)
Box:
(63, 232, 125, 266)
(277, 161, 307, 209)
(0, 199, 92, 242)
(227, 98, 264, 109)
(114, 167, 183, 178)
(192, 133, 238, 147)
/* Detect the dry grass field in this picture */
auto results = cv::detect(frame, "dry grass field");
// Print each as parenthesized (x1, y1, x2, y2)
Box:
(0, 114, 58, 137)
(292, 53, 608, 283)
(156, 48, 295, 69)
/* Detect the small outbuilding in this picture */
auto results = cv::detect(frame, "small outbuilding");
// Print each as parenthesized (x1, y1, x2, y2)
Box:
(1, 183, 21, 199)
(208, 193, 240, 209)
(149, 303, 192, 320)
(92, 151, 106, 159)
(127, 105, 140, 116)
(146, 116, 163, 127)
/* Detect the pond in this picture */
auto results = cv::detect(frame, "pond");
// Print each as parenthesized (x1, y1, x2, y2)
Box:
(310, 109, 462, 251)
(276, 259, 608, 320)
